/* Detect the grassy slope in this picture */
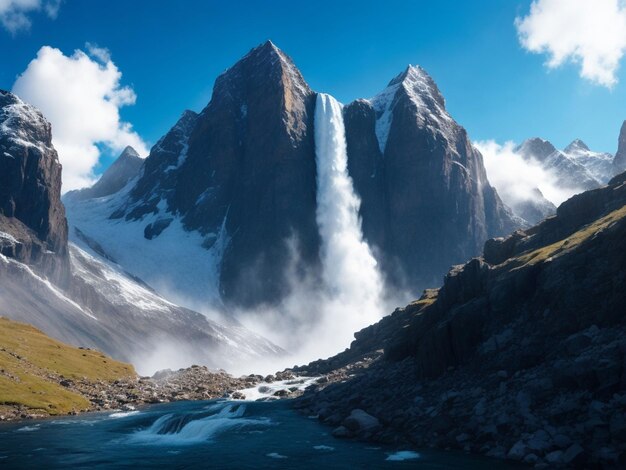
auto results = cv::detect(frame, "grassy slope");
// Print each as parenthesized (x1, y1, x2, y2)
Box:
(0, 317, 135, 416)
(506, 204, 626, 269)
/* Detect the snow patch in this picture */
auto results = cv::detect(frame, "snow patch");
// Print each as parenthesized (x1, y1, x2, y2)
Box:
(64, 183, 225, 309)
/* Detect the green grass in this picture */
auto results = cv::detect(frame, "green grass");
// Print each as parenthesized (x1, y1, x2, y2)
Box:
(0, 317, 135, 415)
(507, 204, 626, 269)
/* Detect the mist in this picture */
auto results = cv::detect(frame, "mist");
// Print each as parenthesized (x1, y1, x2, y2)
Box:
(476, 139, 582, 207)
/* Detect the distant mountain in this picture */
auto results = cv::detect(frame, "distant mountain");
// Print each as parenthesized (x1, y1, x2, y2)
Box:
(563, 139, 613, 184)
(66, 42, 520, 308)
(65, 146, 143, 201)
(506, 187, 556, 226)
(296, 169, 626, 468)
(516, 137, 614, 190)
(0, 89, 282, 373)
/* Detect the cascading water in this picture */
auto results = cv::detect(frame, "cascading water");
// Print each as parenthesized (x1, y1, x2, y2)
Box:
(312, 93, 384, 341)
(128, 403, 272, 445)
(233, 93, 387, 367)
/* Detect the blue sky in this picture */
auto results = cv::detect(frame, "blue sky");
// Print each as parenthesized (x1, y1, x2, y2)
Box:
(1, 0, 626, 181)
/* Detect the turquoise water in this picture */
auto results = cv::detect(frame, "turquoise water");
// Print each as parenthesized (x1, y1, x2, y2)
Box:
(0, 400, 517, 469)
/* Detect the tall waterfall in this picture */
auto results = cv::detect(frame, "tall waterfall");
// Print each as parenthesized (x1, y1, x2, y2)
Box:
(314, 93, 383, 328)
(235, 93, 387, 370)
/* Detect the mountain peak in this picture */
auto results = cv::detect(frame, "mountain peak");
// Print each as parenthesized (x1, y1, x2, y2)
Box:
(564, 138, 590, 153)
(0, 90, 52, 152)
(515, 137, 557, 161)
(386, 64, 446, 109)
(119, 145, 140, 159)
(64, 146, 143, 202)
(211, 40, 311, 105)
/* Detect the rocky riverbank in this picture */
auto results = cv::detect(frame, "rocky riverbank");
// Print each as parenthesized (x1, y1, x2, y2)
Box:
(0, 359, 314, 422)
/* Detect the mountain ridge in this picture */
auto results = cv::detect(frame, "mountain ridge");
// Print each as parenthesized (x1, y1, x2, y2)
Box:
(68, 41, 520, 308)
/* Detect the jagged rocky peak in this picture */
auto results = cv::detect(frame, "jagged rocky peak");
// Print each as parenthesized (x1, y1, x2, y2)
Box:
(515, 137, 557, 161)
(118, 145, 140, 160)
(65, 146, 143, 202)
(614, 120, 626, 173)
(207, 40, 313, 142)
(564, 138, 590, 153)
(344, 64, 519, 291)
(0, 89, 69, 286)
(515, 136, 608, 188)
(367, 65, 451, 154)
(99, 41, 320, 306)
(119, 109, 199, 217)
(387, 65, 446, 109)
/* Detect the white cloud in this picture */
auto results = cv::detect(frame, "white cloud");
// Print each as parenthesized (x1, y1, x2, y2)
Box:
(0, 0, 60, 34)
(12, 45, 148, 191)
(475, 140, 574, 207)
(516, 0, 626, 88)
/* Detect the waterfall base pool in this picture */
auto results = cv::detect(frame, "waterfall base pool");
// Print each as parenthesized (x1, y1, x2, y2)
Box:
(0, 400, 520, 469)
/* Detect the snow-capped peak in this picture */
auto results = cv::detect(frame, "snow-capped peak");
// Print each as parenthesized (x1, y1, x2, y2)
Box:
(368, 64, 452, 154)
(0, 90, 53, 156)
(564, 139, 590, 154)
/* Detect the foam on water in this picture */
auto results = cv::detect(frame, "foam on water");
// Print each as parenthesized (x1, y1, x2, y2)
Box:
(313, 445, 335, 451)
(128, 403, 272, 446)
(109, 411, 140, 419)
(236, 376, 318, 401)
(16, 425, 39, 432)
(386, 450, 421, 461)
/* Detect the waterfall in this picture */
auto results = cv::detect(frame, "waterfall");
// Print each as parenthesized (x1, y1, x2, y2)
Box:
(314, 93, 383, 324)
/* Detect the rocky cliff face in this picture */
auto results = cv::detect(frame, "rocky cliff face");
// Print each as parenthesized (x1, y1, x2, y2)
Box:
(614, 121, 626, 174)
(0, 90, 69, 286)
(110, 41, 320, 306)
(344, 66, 518, 289)
(65, 146, 143, 202)
(295, 171, 626, 468)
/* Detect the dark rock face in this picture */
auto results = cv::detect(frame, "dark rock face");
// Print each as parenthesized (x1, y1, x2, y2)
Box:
(65, 146, 143, 201)
(294, 171, 626, 467)
(112, 41, 320, 306)
(344, 66, 518, 290)
(0, 90, 69, 285)
(121, 110, 198, 216)
(180, 41, 319, 305)
(613, 121, 626, 174)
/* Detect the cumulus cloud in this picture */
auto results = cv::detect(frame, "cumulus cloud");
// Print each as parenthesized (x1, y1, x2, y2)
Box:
(475, 140, 574, 208)
(12, 45, 148, 191)
(516, 0, 626, 88)
(0, 0, 60, 34)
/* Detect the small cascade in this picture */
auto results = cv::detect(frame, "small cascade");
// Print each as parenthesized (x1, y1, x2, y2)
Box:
(129, 403, 271, 445)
